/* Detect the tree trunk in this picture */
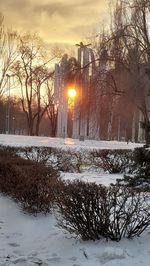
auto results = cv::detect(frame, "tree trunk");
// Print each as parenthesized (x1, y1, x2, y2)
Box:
(28, 119, 34, 136)
(35, 117, 40, 136)
(145, 127, 150, 147)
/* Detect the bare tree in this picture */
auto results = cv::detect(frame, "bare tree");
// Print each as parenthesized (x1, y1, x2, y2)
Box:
(11, 33, 54, 136)
(0, 14, 17, 98)
(32, 65, 54, 136)
(46, 82, 58, 137)
(101, 0, 150, 145)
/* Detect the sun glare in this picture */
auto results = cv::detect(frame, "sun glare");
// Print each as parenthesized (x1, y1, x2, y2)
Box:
(67, 88, 77, 98)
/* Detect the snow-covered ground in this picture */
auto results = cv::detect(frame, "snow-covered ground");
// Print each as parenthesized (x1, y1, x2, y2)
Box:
(62, 172, 121, 186)
(0, 134, 149, 266)
(0, 194, 150, 266)
(0, 134, 143, 151)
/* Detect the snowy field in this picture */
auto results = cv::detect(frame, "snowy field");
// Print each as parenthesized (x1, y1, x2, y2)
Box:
(0, 134, 149, 266)
(0, 134, 143, 151)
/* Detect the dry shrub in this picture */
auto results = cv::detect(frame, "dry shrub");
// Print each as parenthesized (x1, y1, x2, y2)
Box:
(0, 145, 132, 174)
(0, 150, 60, 214)
(0, 146, 89, 173)
(54, 149, 85, 173)
(56, 180, 150, 241)
(56, 180, 108, 240)
(90, 149, 132, 173)
(17, 146, 54, 164)
(107, 186, 150, 241)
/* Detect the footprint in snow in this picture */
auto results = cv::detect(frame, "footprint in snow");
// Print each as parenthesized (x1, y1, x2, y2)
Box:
(12, 257, 27, 264)
(69, 256, 78, 262)
(97, 247, 126, 265)
(6, 235, 11, 239)
(8, 243, 20, 247)
(47, 256, 62, 263)
(49, 232, 59, 237)
(30, 257, 43, 265)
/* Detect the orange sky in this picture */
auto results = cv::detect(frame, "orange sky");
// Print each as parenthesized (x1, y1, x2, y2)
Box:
(1, 0, 110, 45)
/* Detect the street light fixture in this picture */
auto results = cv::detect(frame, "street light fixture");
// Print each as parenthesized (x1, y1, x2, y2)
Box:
(12, 116, 15, 134)
(6, 74, 11, 134)
(67, 87, 77, 99)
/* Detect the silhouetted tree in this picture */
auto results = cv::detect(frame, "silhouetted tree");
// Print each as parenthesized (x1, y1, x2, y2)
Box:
(106, 0, 150, 145)
(11, 33, 54, 136)
(0, 14, 17, 98)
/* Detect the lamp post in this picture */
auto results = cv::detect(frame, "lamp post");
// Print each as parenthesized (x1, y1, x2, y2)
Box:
(6, 74, 11, 134)
(12, 116, 15, 134)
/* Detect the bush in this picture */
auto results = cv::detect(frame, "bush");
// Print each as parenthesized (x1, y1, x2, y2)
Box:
(107, 186, 150, 240)
(0, 150, 60, 214)
(56, 180, 150, 241)
(0, 145, 18, 157)
(90, 149, 132, 174)
(116, 147, 150, 190)
(0, 146, 87, 173)
(54, 149, 86, 173)
(0, 145, 133, 174)
(56, 180, 108, 240)
(16, 146, 55, 165)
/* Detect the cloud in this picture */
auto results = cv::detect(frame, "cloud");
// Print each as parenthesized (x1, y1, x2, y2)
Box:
(1, 0, 30, 11)
(0, 0, 109, 44)
(33, 1, 76, 17)
(32, 0, 102, 17)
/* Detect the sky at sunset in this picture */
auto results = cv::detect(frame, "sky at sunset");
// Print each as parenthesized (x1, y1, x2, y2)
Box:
(0, 0, 109, 45)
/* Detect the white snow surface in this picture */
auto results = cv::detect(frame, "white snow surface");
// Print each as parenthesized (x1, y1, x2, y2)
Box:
(61, 172, 121, 186)
(0, 195, 150, 266)
(0, 134, 149, 265)
(0, 134, 143, 150)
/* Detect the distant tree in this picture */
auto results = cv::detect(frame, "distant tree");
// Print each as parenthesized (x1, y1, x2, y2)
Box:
(11, 33, 54, 136)
(106, 0, 150, 145)
(0, 14, 17, 97)
(0, 96, 6, 132)
(32, 65, 54, 136)
(45, 82, 58, 137)
(0, 95, 27, 134)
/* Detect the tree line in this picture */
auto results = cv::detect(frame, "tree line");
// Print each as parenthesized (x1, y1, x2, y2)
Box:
(76, 0, 150, 146)
(0, 0, 150, 145)
(0, 15, 60, 136)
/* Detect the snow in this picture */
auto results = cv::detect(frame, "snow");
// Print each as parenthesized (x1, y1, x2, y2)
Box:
(0, 134, 149, 265)
(0, 195, 150, 266)
(0, 134, 143, 151)
(61, 172, 121, 186)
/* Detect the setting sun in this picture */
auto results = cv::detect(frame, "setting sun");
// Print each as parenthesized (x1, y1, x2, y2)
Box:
(67, 88, 77, 98)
